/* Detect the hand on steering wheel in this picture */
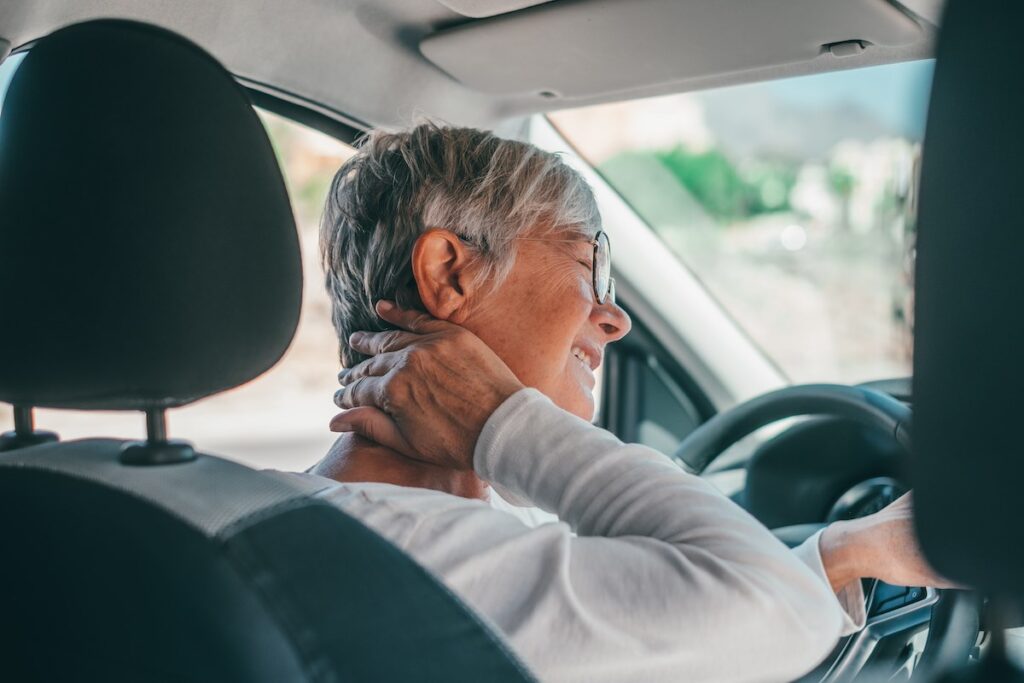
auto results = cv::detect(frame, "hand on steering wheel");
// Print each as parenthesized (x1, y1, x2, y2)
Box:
(673, 384, 979, 681)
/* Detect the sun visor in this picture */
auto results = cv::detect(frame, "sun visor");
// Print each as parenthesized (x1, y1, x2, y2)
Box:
(434, 0, 556, 19)
(421, 0, 922, 98)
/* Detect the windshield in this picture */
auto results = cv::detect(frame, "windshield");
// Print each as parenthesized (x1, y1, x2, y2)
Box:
(551, 61, 933, 384)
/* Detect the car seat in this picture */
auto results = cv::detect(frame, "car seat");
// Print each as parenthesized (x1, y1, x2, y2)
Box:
(0, 19, 534, 683)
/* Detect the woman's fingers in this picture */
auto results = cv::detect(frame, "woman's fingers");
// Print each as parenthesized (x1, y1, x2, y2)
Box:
(345, 301, 457, 358)
(375, 300, 454, 335)
(334, 373, 387, 411)
(338, 351, 400, 385)
(329, 406, 418, 460)
(349, 329, 419, 356)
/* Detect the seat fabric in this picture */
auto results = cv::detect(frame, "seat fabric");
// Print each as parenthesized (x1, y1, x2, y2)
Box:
(0, 440, 535, 682)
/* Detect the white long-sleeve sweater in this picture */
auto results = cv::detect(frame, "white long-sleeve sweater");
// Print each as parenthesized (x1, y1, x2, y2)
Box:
(289, 388, 865, 682)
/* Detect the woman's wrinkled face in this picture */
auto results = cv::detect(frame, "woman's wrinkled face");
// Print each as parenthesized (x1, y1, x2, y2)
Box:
(461, 234, 631, 421)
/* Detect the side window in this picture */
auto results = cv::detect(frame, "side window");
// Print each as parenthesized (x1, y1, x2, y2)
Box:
(600, 316, 709, 458)
(0, 52, 25, 115)
(635, 358, 701, 455)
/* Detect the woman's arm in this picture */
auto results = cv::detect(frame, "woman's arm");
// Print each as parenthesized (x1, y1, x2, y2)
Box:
(461, 387, 845, 682)
(311, 387, 847, 682)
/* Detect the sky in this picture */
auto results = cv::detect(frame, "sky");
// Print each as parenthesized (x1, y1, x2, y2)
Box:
(757, 59, 935, 139)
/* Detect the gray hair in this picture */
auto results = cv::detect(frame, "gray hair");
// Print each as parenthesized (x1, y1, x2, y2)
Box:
(320, 122, 601, 367)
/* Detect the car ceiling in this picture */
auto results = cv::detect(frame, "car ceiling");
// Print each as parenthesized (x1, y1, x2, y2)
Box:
(0, 0, 942, 131)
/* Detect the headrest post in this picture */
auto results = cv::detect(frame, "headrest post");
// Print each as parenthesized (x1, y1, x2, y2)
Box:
(119, 408, 196, 467)
(146, 407, 167, 443)
(0, 405, 59, 452)
(13, 405, 33, 434)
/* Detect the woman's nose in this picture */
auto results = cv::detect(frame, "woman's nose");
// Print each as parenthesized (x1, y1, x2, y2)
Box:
(593, 282, 631, 342)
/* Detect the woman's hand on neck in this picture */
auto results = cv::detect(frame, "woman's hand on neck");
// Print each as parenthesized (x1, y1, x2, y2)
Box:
(312, 432, 488, 501)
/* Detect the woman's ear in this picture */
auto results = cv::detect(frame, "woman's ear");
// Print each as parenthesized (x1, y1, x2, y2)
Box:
(411, 229, 477, 322)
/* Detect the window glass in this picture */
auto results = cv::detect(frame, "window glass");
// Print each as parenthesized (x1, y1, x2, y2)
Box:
(635, 357, 701, 454)
(0, 53, 354, 470)
(551, 61, 933, 384)
(0, 52, 25, 115)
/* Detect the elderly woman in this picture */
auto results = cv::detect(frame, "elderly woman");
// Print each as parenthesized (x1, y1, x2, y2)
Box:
(302, 124, 945, 683)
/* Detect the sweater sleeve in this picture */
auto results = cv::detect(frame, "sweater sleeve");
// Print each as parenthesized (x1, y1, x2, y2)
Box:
(459, 388, 848, 683)
(792, 531, 867, 634)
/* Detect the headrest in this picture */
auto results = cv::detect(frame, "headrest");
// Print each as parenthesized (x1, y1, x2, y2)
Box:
(0, 20, 302, 410)
(912, 0, 1024, 594)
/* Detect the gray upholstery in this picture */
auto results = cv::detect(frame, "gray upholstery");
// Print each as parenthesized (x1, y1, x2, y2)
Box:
(0, 0, 938, 130)
(0, 441, 537, 681)
(0, 439, 329, 537)
(421, 0, 923, 98)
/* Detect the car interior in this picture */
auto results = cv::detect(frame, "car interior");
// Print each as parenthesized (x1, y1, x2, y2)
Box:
(0, 0, 1020, 681)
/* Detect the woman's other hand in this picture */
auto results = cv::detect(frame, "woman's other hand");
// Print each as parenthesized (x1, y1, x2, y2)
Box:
(819, 493, 961, 592)
(330, 300, 524, 471)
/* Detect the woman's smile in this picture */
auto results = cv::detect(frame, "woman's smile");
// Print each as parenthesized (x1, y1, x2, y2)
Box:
(571, 352, 596, 388)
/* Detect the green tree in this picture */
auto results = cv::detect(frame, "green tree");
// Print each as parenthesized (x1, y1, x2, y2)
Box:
(655, 146, 750, 221)
(828, 167, 856, 231)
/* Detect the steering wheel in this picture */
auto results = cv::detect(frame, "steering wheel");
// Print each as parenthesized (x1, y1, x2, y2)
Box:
(673, 384, 980, 681)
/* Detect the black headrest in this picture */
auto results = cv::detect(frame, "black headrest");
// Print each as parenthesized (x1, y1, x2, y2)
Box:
(912, 0, 1024, 594)
(0, 20, 301, 410)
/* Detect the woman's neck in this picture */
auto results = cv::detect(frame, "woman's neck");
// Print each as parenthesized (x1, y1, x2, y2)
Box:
(313, 432, 488, 501)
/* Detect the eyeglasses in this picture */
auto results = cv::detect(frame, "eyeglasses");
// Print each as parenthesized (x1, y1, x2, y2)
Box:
(514, 230, 614, 305)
